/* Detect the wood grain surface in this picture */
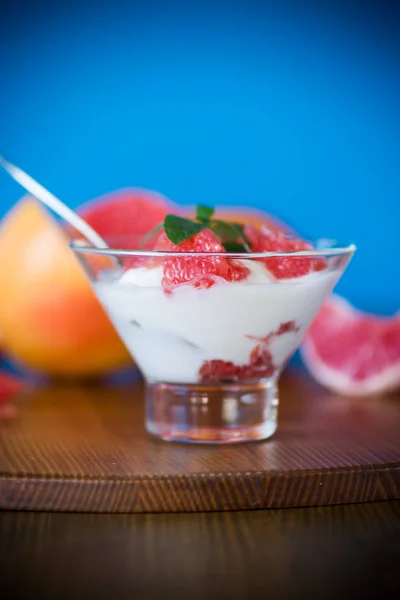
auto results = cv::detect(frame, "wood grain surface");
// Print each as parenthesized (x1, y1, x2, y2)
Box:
(1, 502, 399, 599)
(0, 368, 399, 512)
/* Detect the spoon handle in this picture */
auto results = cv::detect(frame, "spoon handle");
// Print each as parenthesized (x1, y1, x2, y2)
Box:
(0, 155, 108, 249)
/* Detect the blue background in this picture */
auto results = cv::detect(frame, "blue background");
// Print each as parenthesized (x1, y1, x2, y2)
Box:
(1, 0, 399, 314)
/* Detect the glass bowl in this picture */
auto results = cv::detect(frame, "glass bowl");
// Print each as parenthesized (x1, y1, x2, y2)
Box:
(71, 241, 355, 444)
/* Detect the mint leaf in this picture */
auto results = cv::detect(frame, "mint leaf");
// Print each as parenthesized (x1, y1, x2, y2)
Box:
(223, 241, 248, 252)
(210, 220, 239, 240)
(148, 207, 252, 251)
(210, 220, 251, 251)
(229, 223, 252, 250)
(164, 215, 205, 245)
(196, 204, 215, 223)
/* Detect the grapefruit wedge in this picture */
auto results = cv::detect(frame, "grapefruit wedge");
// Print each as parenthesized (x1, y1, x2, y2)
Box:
(78, 188, 178, 247)
(301, 295, 400, 396)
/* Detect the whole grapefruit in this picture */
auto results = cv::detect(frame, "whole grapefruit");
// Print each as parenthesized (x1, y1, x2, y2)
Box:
(0, 189, 174, 377)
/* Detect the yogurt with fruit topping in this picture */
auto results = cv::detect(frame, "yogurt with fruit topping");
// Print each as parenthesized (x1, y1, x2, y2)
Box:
(94, 254, 341, 385)
(72, 203, 354, 445)
(83, 204, 352, 385)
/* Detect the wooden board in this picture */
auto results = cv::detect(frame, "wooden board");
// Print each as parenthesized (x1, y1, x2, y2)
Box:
(0, 369, 399, 513)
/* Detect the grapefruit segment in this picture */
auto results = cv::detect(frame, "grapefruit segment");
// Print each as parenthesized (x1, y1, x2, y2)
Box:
(301, 295, 400, 396)
(154, 229, 250, 291)
(245, 224, 327, 279)
(78, 188, 178, 248)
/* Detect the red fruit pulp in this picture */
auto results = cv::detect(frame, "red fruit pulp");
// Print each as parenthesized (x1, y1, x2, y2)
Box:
(78, 188, 176, 248)
(198, 357, 275, 382)
(302, 296, 400, 395)
(245, 225, 326, 279)
(77, 188, 178, 270)
(199, 320, 299, 383)
(155, 229, 250, 290)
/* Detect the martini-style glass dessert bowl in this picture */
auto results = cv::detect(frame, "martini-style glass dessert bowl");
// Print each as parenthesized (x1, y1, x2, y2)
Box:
(72, 205, 355, 444)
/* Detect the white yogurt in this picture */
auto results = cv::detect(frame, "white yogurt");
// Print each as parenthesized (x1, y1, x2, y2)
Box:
(94, 259, 340, 384)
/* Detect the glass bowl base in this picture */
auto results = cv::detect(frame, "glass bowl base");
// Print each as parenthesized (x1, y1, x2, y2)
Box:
(145, 380, 278, 444)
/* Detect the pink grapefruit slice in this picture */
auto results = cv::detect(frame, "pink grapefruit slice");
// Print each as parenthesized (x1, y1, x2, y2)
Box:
(301, 295, 400, 396)
(78, 188, 179, 248)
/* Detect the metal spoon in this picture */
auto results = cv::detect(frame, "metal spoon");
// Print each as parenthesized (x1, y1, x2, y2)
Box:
(0, 154, 108, 249)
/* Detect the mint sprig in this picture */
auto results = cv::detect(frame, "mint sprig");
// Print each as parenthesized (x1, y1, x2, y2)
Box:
(223, 241, 249, 252)
(196, 204, 215, 223)
(140, 204, 253, 252)
(210, 220, 251, 252)
(164, 215, 205, 245)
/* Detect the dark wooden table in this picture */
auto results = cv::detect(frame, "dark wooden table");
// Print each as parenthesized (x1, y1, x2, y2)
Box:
(1, 369, 399, 598)
(1, 502, 399, 599)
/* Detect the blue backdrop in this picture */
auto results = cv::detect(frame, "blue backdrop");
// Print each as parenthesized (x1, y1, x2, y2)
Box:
(1, 0, 399, 314)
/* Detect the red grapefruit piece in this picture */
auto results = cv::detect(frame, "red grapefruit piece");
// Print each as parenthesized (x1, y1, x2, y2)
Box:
(155, 229, 250, 290)
(200, 320, 299, 383)
(78, 188, 177, 248)
(244, 225, 326, 279)
(301, 295, 400, 396)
